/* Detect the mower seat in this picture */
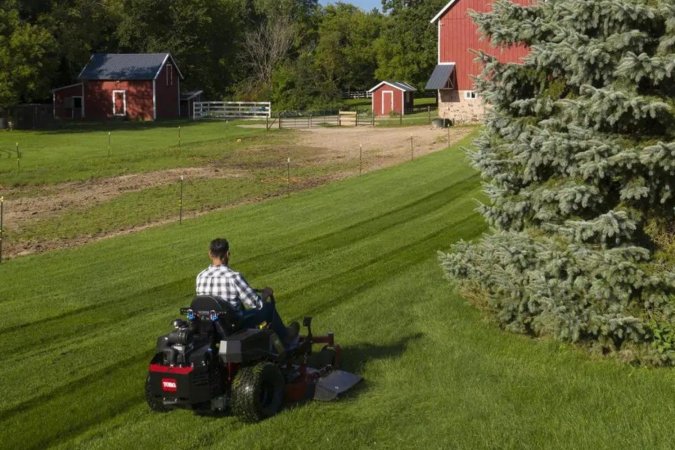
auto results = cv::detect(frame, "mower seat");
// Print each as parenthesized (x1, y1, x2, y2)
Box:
(190, 295, 242, 336)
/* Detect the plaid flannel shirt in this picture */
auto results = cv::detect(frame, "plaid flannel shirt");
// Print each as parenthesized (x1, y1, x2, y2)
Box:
(195, 264, 263, 311)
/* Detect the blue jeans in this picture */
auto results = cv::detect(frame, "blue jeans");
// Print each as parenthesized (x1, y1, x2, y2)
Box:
(239, 302, 288, 341)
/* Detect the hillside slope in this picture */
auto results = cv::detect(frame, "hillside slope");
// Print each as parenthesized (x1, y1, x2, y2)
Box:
(1, 131, 673, 449)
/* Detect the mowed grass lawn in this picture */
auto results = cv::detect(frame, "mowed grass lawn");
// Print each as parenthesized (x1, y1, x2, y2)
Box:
(0, 120, 276, 186)
(1, 135, 674, 449)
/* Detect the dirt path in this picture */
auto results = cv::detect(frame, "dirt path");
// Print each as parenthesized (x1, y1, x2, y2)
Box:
(2, 125, 473, 258)
(4, 167, 246, 227)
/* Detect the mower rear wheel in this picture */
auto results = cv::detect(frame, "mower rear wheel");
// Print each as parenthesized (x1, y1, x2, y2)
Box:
(145, 375, 172, 413)
(231, 362, 284, 422)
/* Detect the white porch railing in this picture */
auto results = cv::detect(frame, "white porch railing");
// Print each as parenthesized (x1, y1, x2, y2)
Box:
(193, 101, 271, 120)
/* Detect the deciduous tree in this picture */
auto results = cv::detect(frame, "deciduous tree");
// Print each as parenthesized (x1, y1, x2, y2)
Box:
(314, 4, 382, 92)
(0, 2, 56, 108)
(374, 0, 445, 89)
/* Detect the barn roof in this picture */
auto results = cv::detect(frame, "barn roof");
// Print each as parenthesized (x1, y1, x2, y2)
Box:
(430, 0, 460, 23)
(78, 53, 184, 81)
(368, 81, 417, 93)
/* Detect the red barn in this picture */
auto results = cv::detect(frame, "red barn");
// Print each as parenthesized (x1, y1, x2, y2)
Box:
(53, 53, 183, 121)
(368, 81, 416, 117)
(425, 0, 531, 123)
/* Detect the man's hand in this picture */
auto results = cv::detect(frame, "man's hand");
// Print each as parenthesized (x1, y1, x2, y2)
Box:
(261, 287, 274, 301)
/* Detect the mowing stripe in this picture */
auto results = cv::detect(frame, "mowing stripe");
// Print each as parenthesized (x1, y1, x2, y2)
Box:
(0, 140, 488, 449)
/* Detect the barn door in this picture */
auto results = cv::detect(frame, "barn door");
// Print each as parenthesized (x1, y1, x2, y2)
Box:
(381, 91, 394, 115)
(113, 90, 126, 116)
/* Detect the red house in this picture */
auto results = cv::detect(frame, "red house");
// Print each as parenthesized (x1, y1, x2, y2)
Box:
(52, 53, 183, 121)
(426, 0, 531, 123)
(368, 81, 417, 117)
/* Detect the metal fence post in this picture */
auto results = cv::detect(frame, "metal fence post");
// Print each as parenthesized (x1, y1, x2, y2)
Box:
(287, 157, 291, 196)
(179, 176, 184, 224)
(108, 132, 111, 157)
(15, 142, 20, 172)
(428, 106, 431, 124)
(0, 196, 4, 263)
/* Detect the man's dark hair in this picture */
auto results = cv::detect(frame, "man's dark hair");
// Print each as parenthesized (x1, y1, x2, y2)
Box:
(209, 238, 229, 260)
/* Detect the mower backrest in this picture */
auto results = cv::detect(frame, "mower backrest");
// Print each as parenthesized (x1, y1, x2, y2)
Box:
(190, 295, 241, 336)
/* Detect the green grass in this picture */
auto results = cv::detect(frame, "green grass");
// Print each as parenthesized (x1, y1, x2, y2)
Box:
(1, 135, 674, 449)
(2, 137, 363, 251)
(0, 120, 275, 186)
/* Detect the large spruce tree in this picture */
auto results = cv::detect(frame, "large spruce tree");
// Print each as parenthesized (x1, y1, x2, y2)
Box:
(440, 0, 675, 364)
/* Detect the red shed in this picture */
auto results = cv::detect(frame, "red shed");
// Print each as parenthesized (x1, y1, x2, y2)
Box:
(53, 53, 183, 121)
(426, 0, 532, 123)
(368, 81, 417, 117)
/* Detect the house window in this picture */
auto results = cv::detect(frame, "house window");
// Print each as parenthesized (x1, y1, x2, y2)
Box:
(464, 91, 478, 100)
(166, 64, 173, 86)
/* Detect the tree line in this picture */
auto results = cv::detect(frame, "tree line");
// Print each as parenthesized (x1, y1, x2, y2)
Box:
(0, 0, 447, 111)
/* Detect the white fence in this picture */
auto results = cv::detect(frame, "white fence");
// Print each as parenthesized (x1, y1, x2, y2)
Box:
(341, 91, 372, 99)
(193, 101, 271, 120)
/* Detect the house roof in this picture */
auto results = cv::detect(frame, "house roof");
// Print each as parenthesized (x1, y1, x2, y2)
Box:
(78, 53, 184, 81)
(430, 0, 460, 23)
(368, 81, 417, 93)
(425, 64, 456, 89)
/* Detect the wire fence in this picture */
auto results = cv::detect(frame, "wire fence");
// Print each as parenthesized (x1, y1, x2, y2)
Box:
(266, 106, 441, 130)
(0, 125, 464, 261)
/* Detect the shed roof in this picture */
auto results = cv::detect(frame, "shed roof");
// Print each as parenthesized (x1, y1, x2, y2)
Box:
(78, 53, 184, 81)
(51, 82, 83, 93)
(368, 81, 417, 93)
(425, 64, 456, 90)
(181, 90, 203, 100)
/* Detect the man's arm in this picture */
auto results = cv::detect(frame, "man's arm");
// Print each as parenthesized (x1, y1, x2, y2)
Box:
(232, 272, 264, 310)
